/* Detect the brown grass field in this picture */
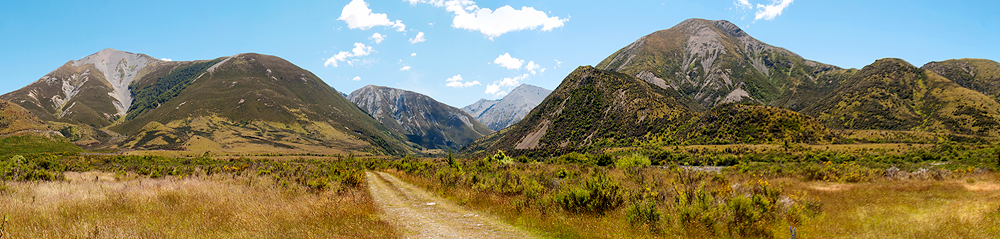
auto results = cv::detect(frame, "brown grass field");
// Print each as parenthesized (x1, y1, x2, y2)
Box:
(0, 172, 397, 238)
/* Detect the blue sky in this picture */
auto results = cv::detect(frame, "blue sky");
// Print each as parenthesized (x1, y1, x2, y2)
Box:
(1, 0, 998, 107)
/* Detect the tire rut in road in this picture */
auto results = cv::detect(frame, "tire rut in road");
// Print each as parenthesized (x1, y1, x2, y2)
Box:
(366, 171, 536, 239)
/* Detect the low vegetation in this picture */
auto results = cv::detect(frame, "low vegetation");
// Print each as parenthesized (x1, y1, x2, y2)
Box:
(0, 153, 395, 238)
(1, 133, 998, 238)
(380, 142, 1000, 238)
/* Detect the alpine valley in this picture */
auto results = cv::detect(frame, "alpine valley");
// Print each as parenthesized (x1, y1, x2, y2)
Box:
(2, 13, 1000, 238)
(2, 18, 999, 157)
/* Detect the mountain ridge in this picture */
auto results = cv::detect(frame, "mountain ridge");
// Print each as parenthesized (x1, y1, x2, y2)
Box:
(461, 84, 551, 131)
(349, 85, 493, 150)
(596, 18, 843, 111)
(4, 50, 418, 155)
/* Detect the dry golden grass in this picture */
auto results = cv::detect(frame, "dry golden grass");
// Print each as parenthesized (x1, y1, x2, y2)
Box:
(792, 174, 1000, 238)
(0, 172, 397, 238)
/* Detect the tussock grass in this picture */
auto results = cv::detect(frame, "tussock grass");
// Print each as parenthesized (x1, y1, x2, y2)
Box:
(794, 176, 1000, 238)
(0, 173, 396, 238)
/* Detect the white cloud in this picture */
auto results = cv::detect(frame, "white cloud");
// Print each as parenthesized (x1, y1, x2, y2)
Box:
(525, 61, 542, 75)
(409, 32, 426, 44)
(400, 65, 411, 71)
(338, 0, 406, 31)
(324, 42, 373, 67)
(406, 0, 444, 6)
(408, 0, 567, 39)
(499, 74, 528, 87)
(486, 74, 529, 96)
(755, 0, 794, 21)
(735, 0, 752, 9)
(493, 53, 523, 70)
(352, 76, 362, 81)
(445, 74, 481, 88)
(485, 83, 505, 96)
(369, 32, 385, 44)
(411, 52, 417, 57)
(554, 59, 562, 68)
(160, 58, 172, 62)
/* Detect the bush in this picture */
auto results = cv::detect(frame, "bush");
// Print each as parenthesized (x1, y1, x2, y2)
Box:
(616, 153, 651, 169)
(489, 150, 515, 165)
(550, 152, 594, 165)
(595, 154, 614, 167)
(626, 200, 662, 232)
(554, 172, 625, 214)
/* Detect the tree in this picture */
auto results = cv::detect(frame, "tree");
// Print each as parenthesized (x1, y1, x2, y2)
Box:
(447, 148, 456, 167)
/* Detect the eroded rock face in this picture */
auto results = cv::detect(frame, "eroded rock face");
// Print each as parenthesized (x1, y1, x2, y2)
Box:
(596, 18, 841, 110)
(1, 49, 159, 127)
(72, 48, 156, 116)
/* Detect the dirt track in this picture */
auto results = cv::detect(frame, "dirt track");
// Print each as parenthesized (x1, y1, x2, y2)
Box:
(366, 171, 536, 238)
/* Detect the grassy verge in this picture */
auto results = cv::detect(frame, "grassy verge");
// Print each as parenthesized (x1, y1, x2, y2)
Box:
(0, 154, 396, 238)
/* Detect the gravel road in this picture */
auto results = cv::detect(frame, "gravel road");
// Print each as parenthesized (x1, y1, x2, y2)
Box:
(366, 171, 536, 239)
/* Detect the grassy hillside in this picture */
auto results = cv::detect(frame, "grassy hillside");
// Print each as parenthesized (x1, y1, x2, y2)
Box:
(126, 59, 223, 121)
(1, 63, 118, 127)
(111, 53, 416, 155)
(463, 66, 831, 156)
(1, 99, 82, 154)
(805, 58, 1000, 137)
(923, 59, 1000, 102)
(682, 103, 831, 144)
(0, 99, 48, 135)
(463, 66, 695, 156)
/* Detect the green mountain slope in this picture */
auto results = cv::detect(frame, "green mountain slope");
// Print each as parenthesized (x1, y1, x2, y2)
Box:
(922, 59, 1000, 102)
(348, 85, 493, 150)
(108, 53, 415, 155)
(804, 58, 1000, 137)
(463, 66, 695, 155)
(0, 99, 49, 135)
(596, 18, 844, 111)
(462, 66, 830, 155)
(685, 103, 831, 144)
(0, 99, 82, 154)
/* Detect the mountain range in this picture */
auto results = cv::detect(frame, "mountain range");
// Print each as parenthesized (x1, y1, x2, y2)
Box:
(2, 18, 999, 157)
(461, 84, 551, 131)
(1, 49, 417, 155)
(465, 18, 1000, 155)
(348, 85, 493, 151)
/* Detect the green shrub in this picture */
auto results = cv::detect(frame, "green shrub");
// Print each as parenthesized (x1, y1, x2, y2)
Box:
(616, 153, 651, 169)
(551, 152, 594, 165)
(554, 172, 625, 214)
(595, 154, 614, 167)
(626, 200, 662, 232)
(489, 150, 515, 165)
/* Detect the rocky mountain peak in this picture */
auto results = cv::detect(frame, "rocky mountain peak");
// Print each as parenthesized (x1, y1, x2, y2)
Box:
(461, 84, 551, 131)
(71, 48, 157, 116)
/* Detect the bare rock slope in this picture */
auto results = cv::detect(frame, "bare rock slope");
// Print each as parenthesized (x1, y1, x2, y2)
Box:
(461, 84, 551, 131)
